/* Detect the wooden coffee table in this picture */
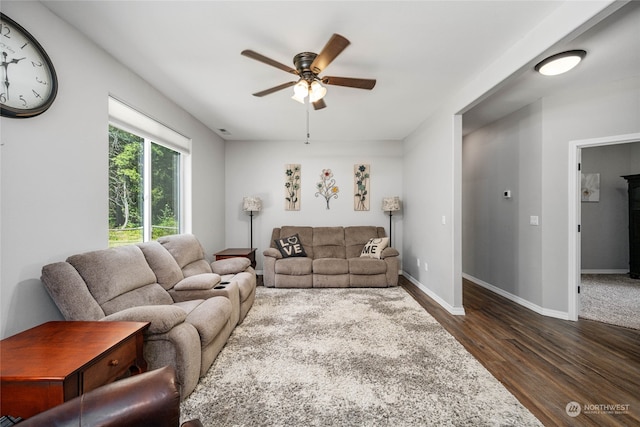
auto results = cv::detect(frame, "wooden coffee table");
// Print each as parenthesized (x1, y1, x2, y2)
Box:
(0, 321, 149, 419)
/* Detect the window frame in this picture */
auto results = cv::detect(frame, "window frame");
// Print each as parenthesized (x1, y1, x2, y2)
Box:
(108, 96, 192, 243)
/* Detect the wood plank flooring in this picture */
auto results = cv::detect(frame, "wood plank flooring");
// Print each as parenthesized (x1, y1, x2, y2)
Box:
(400, 276, 640, 427)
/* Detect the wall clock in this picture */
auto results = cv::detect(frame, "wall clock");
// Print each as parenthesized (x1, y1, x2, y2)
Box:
(0, 13, 58, 118)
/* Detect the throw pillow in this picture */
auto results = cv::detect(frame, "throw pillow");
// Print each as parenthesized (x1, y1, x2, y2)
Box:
(275, 234, 308, 258)
(360, 237, 389, 259)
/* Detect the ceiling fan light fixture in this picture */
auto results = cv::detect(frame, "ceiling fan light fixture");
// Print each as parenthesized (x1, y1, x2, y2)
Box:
(535, 50, 586, 76)
(292, 81, 309, 103)
(309, 81, 327, 103)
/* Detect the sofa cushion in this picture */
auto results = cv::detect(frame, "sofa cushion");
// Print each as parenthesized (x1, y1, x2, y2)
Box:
(345, 226, 385, 258)
(274, 257, 313, 275)
(349, 257, 388, 275)
(182, 260, 214, 277)
(41, 262, 106, 321)
(67, 245, 159, 305)
(313, 227, 345, 246)
(101, 284, 173, 315)
(211, 257, 251, 275)
(274, 234, 308, 258)
(103, 305, 187, 334)
(174, 273, 221, 291)
(158, 234, 209, 270)
(313, 258, 349, 275)
(137, 241, 184, 290)
(360, 237, 389, 259)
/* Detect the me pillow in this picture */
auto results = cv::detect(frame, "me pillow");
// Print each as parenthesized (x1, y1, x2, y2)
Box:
(275, 234, 308, 258)
(360, 237, 389, 259)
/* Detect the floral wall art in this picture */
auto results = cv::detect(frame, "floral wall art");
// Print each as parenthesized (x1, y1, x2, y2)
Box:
(354, 164, 370, 211)
(316, 169, 339, 209)
(285, 164, 301, 210)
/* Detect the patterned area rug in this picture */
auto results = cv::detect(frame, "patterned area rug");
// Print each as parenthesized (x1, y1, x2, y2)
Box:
(580, 274, 640, 330)
(181, 287, 542, 426)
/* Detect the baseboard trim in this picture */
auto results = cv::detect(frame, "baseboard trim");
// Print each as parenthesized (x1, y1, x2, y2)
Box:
(462, 274, 569, 321)
(401, 271, 466, 316)
(581, 269, 628, 274)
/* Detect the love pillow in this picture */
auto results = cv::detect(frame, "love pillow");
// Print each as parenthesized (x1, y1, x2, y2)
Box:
(274, 234, 308, 258)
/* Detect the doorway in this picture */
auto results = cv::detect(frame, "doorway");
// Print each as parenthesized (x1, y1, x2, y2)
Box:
(568, 132, 640, 321)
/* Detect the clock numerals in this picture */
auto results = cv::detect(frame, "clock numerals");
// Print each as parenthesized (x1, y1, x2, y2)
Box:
(1, 13, 57, 118)
(1, 23, 10, 39)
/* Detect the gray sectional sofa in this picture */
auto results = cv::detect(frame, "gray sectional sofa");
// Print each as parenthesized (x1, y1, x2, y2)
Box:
(41, 234, 256, 399)
(263, 226, 399, 288)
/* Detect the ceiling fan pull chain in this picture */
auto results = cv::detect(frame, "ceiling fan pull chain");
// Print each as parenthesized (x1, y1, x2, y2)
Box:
(305, 99, 310, 145)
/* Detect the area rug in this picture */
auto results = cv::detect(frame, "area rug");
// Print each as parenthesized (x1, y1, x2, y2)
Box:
(181, 287, 542, 426)
(580, 274, 640, 330)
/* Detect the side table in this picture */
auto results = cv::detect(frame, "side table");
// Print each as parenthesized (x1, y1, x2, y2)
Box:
(214, 247, 257, 269)
(1, 321, 149, 419)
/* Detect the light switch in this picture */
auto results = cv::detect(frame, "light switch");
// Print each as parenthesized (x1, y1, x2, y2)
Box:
(530, 216, 539, 226)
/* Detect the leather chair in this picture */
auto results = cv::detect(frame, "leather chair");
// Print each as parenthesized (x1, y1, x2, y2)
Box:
(18, 366, 202, 427)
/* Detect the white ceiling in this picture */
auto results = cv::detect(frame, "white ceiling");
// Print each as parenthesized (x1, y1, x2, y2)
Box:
(42, 1, 639, 142)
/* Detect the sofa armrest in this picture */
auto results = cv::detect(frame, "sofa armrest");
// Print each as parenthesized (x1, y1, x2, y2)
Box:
(103, 305, 187, 334)
(381, 247, 399, 259)
(211, 257, 251, 275)
(174, 273, 220, 291)
(263, 247, 282, 259)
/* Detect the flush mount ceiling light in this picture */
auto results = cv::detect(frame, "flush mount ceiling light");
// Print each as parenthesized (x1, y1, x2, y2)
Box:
(535, 50, 587, 76)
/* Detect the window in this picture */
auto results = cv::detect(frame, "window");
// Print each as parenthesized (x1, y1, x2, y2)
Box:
(108, 97, 191, 247)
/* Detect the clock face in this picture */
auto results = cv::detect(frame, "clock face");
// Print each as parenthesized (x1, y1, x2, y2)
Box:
(0, 13, 58, 118)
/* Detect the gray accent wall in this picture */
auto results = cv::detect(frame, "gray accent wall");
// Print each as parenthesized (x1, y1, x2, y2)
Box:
(581, 143, 640, 271)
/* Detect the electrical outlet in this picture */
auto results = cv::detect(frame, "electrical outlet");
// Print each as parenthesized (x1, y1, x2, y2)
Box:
(417, 258, 421, 267)
(424, 262, 428, 271)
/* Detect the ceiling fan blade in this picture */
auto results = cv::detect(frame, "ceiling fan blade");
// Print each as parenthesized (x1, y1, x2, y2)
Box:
(241, 50, 298, 75)
(312, 98, 327, 110)
(322, 76, 376, 90)
(252, 81, 297, 97)
(310, 34, 350, 74)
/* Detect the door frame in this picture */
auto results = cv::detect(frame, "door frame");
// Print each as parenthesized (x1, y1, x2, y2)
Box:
(568, 132, 640, 320)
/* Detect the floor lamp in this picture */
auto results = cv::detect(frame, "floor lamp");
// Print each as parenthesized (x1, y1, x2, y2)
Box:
(382, 197, 401, 245)
(243, 196, 262, 248)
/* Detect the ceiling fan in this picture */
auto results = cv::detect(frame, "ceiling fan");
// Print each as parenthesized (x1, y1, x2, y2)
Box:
(241, 34, 376, 110)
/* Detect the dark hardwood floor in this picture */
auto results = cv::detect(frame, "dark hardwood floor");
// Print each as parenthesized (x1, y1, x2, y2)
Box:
(400, 276, 640, 427)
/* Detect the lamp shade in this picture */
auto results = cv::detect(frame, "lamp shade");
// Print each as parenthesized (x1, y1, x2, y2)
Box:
(243, 196, 262, 212)
(382, 196, 401, 212)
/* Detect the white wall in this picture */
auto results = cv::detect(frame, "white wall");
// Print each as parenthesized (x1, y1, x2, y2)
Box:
(224, 140, 403, 270)
(0, 2, 226, 338)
